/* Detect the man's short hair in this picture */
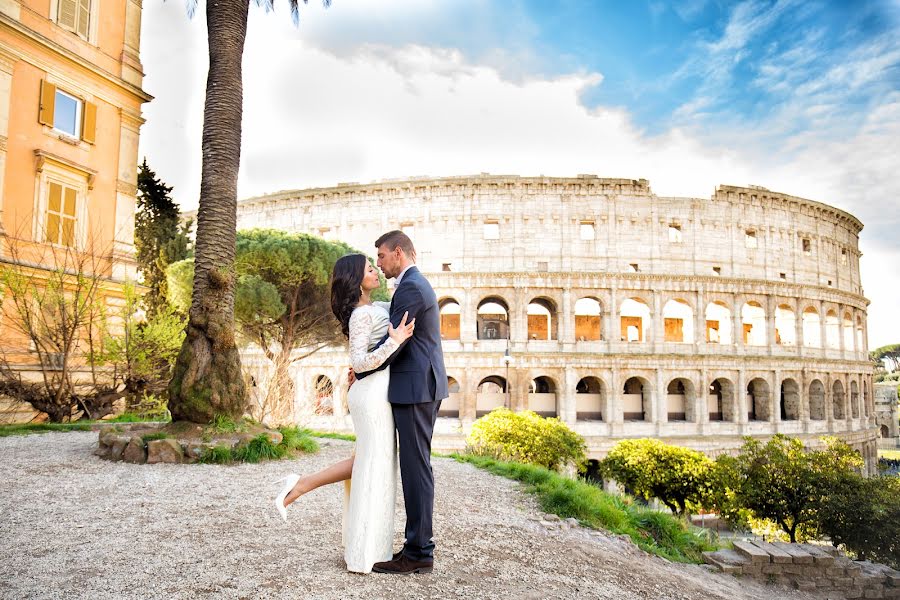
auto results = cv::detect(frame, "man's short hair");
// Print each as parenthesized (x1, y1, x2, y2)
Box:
(375, 230, 416, 259)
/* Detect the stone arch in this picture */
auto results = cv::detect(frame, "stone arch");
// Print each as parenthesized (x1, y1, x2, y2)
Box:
(665, 377, 696, 422)
(809, 379, 826, 421)
(620, 297, 651, 342)
(864, 381, 870, 417)
(313, 374, 334, 416)
(623, 376, 652, 421)
(708, 378, 736, 422)
(780, 378, 801, 421)
(528, 375, 558, 417)
(576, 376, 605, 421)
(850, 380, 860, 418)
(527, 297, 557, 341)
(832, 380, 845, 419)
(747, 378, 771, 421)
(439, 298, 461, 340)
(705, 301, 733, 344)
(575, 297, 603, 341)
(802, 306, 822, 348)
(825, 309, 840, 350)
(742, 301, 767, 346)
(440, 376, 461, 417)
(662, 299, 694, 343)
(477, 296, 510, 340)
(476, 375, 507, 417)
(775, 304, 797, 346)
(882, 424, 891, 438)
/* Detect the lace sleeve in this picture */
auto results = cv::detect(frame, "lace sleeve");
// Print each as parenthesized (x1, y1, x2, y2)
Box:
(348, 308, 400, 373)
(374, 300, 391, 311)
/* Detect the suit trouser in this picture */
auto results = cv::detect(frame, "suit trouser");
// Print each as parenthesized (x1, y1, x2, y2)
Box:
(391, 398, 441, 561)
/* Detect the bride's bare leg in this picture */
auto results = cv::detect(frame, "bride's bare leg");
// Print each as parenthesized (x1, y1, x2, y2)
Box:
(283, 456, 354, 507)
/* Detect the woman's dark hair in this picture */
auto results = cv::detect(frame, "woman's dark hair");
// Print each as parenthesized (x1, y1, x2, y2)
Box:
(331, 253, 368, 338)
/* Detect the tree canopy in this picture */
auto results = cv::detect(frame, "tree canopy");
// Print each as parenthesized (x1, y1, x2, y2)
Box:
(871, 343, 900, 372)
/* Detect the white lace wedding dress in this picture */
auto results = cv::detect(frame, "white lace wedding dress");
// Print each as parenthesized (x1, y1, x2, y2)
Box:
(342, 302, 399, 574)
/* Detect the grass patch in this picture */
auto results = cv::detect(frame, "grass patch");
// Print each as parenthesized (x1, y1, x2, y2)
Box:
(199, 426, 319, 464)
(878, 449, 900, 460)
(106, 412, 170, 424)
(0, 422, 94, 437)
(141, 432, 171, 443)
(308, 429, 356, 442)
(451, 453, 718, 563)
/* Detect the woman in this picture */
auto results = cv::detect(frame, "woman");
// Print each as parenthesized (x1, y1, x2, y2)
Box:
(273, 253, 413, 574)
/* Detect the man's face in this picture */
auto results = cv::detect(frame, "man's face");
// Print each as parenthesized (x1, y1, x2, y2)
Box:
(376, 244, 402, 279)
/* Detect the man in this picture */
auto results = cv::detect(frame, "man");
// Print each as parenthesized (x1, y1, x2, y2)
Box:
(354, 230, 448, 575)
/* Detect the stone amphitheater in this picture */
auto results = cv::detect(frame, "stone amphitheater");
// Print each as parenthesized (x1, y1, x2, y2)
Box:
(228, 175, 878, 472)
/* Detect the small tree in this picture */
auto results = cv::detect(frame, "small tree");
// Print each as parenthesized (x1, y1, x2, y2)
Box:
(712, 435, 862, 542)
(600, 438, 713, 515)
(135, 159, 192, 317)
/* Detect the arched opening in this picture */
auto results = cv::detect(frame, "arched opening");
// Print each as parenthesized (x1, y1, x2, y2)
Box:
(802, 307, 822, 348)
(528, 376, 558, 417)
(439, 376, 461, 417)
(775, 304, 796, 346)
(314, 375, 334, 416)
(864, 382, 870, 417)
(809, 379, 826, 420)
(709, 378, 736, 422)
(832, 380, 845, 419)
(705, 302, 732, 344)
(746, 378, 770, 421)
(856, 317, 864, 353)
(850, 380, 860, 418)
(666, 378, 696, 421)
(576, 376, 605, 421)
(882, 425, 891, 438)
(825, 310, 840, 350)
(742, 302, 767, 346)
(476, 376, 507, 417)
(780, 378, 800, 421)
(663, 299, 694, 343)
(439, 298, 461, 340)
(623, 377, 651, 421)
(575, 297, 603, 341)
(620, 298, 651, 342)
(527, 298, 557, 341)
(842, 312, 854, 350)
(477, 297, 510, 340)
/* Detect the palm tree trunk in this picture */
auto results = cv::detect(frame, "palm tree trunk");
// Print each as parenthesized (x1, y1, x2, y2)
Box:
(168, 0, 250, 423)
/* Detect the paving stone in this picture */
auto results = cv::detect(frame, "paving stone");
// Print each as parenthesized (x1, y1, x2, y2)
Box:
(733, 540, 770, 564)
(771, 542, 814, 564)
(753, 541, 792, 564)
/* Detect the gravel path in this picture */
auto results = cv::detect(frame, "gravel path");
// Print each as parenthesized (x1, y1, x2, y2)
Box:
(0, 432, 816, 600)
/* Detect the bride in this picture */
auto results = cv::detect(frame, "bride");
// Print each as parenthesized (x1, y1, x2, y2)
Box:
(273, 253, 414, 574)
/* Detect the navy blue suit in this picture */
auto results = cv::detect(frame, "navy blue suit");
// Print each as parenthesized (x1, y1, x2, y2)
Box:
(356, 266, 447, 561)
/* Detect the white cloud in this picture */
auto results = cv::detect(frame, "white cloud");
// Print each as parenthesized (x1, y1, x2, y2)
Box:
(137, 2, 900, 348)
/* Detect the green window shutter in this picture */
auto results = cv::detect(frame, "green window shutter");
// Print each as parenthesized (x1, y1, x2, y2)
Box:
(38, 80, 56, 127)
(81, 101, 96, 144)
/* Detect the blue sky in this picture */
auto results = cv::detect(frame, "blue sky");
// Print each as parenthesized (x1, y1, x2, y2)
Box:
(140, 0, 900, 347)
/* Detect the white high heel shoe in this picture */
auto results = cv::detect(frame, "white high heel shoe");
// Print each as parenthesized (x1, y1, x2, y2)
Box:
(273, 474, 301, 522)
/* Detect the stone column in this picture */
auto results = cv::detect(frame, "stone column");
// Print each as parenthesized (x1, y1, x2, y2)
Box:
(795, 302, 805, 357)
(736, 369, 747, 428)
(607, 285, 618, 345)
(695, 289, 706, 347)
(562, 367, 577, 426)
(609, 367, 622, 434)
(654, 368, 666, 432)
(460, 289, 477, 345)
(766, 295, 777, 355)
(771, 370, 781, 425)
(560, 288, 574, 348)
(0, 52, 13, 237)
(819, 300, 828, 354)
(733, 294, 745, 353)
(652, 290, 663, 347)
(121, 0, 145, 88)
(112, 111, 144, 281)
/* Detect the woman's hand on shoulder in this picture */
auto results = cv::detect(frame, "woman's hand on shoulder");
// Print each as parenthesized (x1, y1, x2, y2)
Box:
(388, 311, 415, 344)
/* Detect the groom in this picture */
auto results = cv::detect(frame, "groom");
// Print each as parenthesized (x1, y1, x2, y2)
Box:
(354, 230, 448, 575)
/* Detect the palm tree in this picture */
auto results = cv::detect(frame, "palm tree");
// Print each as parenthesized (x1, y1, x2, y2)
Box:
(167, 0, 330, 423)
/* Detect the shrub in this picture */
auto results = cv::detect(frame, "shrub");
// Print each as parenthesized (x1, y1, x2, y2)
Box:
(817, 474, 900, 569)
(466, 408, 586, 472)
(600, 439, 713, 515)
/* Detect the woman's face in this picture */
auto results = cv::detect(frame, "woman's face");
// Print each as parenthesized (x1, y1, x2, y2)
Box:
(361, 262, 381, 292)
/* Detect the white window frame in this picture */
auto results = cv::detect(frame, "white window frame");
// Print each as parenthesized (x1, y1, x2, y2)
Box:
(52, 88, 82, 139)
(33, 157, 90, 250)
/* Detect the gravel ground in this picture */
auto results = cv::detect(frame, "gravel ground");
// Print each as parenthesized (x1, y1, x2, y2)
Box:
(0, 432, 817, 600)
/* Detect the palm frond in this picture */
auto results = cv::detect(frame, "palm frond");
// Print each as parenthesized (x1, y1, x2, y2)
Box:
(184, 0, 198, 19)
(254, 0, 274, 12)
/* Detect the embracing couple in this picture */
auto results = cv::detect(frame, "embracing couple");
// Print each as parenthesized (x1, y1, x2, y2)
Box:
(274, 230, 448, 575)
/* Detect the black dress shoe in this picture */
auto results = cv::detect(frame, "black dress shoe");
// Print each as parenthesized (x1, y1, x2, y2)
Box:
(372, 554, 434, 575)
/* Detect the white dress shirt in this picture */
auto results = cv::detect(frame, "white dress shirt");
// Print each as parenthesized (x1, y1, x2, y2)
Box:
(393, 264, 415, 288)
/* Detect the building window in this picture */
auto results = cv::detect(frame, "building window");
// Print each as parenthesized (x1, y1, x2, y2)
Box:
(401, 223, 415, 238)
(745, 230, 757, 249)
(442, 263, 452, 272)
(841, 248, 848, 265)
(628, 263, 639, 273)
(38, 80, 97, 144)
(712, 266, 721, 276)
(668, 224, 682, 243)
(483, 222, 499, 240)
(802, 238, 812, 255)
(57, 0, 91, 40)
(45, 182, 78, 247)
(53, 89, 82, 138)
(780, 272, 787, 280)
(579, 221, 595, 240)
(537, 261, 548, 272)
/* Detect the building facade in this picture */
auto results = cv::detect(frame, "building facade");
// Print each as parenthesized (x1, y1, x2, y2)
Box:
(875, 382, 899, 448)
(0, 0, 149, 421)
(233, 175, 878, 471)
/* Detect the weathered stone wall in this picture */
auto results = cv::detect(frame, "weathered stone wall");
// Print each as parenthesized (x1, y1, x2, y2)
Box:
(874, 382, 899, 441)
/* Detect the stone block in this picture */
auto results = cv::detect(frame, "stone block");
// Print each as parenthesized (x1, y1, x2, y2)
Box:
(846, 590, 864, 599)
(865, 589, 884, 599)
(888, 574, 900, 587)
(733, 540, 770, 563)
(772, 542, 815, 564)
(828, 567, 848, 577)
(762, 564, 783, 575)
(742, 565, 763, 576)
(754, 541, 792, 563)
(795, 581, 817, 592)
(835, 578, 855, 589)
(122, 436, 146, 464)
(884, 587, 900, 598)
(147, 438, 184, 464)
(800, 544, 836, 566)
(109, 437, 128, 461)
(782, 564, 804, 575)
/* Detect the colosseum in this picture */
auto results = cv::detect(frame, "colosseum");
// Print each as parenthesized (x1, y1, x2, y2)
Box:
(230, 175, 878, 472)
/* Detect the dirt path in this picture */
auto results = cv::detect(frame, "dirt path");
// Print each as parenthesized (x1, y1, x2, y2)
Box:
(0, 432, 816, 599)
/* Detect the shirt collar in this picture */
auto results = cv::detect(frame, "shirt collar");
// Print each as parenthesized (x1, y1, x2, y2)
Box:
(394, 264, 415, 288)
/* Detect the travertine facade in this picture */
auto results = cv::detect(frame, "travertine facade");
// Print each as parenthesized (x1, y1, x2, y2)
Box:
(875, 382, 899, 447)
(231, 175, 878, 471)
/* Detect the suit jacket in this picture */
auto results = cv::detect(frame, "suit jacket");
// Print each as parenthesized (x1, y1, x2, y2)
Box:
(356, 266, 448, 405)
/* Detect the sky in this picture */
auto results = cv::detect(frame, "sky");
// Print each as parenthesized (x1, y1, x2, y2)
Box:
(138, 0, 900, 349)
